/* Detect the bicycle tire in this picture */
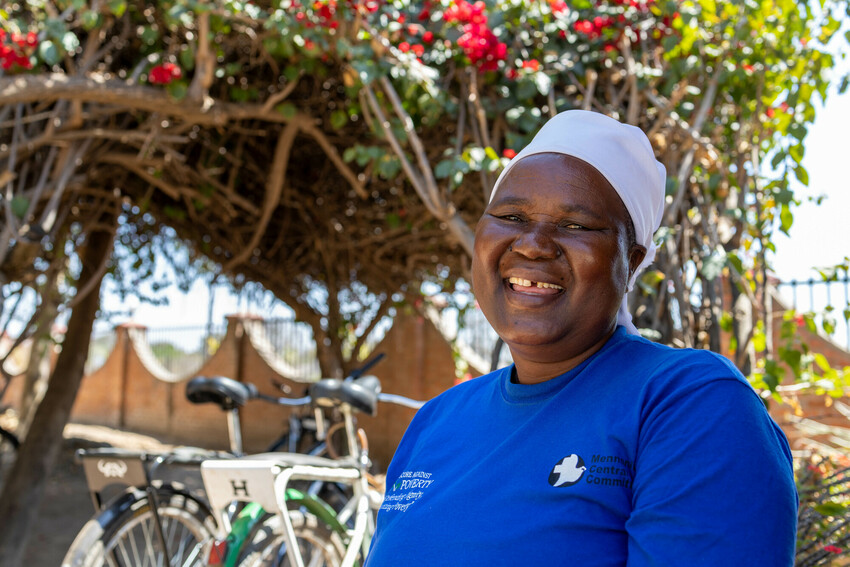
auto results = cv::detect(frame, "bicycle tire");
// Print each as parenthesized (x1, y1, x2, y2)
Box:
(236, 509, 345, 567)
(61, 486, 216, 567)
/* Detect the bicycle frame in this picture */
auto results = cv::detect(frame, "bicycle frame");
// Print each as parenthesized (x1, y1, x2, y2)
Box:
(200, 405, 375, 567)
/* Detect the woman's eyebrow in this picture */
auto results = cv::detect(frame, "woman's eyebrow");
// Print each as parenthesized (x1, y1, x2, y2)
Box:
(491, 196, 603, 220)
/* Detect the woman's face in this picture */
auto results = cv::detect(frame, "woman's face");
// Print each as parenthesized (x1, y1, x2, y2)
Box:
(472, 153, 644, 375)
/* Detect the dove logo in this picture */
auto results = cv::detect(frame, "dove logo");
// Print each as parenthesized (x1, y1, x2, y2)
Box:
(548, 454, 586, 487)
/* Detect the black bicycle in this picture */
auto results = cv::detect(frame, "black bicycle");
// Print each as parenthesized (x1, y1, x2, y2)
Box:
(61, 354, 385, 567)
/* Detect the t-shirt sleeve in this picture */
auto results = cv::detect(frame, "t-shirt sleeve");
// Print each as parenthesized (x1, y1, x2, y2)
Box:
(626, 375, 797, 566)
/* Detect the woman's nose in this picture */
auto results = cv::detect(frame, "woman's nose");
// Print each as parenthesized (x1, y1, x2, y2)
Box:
(510, 223, 561, 259)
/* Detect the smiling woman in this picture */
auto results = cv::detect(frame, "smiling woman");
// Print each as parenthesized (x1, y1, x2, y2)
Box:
(473, 153, 642, 382)
(364, 110, 799, 567)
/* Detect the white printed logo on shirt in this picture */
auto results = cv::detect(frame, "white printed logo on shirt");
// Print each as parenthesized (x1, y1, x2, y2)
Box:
(381, 470, 434, 512)
(548, 454, 586, 487)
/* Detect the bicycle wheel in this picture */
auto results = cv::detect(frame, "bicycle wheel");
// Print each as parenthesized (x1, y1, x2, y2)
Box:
(237, 509, 345, 567)
(62, 487, 216, 567)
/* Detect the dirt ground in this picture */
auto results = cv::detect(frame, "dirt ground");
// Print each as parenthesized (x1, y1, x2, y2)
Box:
(17, 423, 174, 566)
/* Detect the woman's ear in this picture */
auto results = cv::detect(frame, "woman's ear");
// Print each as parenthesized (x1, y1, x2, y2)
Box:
(628, 244, 647, 280)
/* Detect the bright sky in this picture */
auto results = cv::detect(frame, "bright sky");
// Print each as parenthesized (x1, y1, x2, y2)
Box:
(771, 87, 850, 282)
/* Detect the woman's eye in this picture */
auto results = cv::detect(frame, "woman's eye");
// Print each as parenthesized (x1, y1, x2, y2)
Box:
(562, 222, 586, 230)
(498, 214, 523, 222)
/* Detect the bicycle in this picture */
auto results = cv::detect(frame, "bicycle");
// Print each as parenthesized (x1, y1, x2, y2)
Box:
(199, 374, 424, 567)
(62, 354, 387, 567)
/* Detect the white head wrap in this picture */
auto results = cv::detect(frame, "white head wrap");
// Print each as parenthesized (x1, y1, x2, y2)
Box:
(488, 110, 666, 335)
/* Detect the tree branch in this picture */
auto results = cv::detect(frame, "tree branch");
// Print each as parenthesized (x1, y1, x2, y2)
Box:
(300, 122, 368, 199)
(221, 120, 301, 273)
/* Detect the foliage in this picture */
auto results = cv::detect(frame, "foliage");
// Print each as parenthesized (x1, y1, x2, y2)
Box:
(1, 0, 848, 375)
(797, 455, 850, 566)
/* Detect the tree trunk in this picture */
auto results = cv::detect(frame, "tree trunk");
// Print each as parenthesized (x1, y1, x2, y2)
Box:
(0, 226, 113, 567)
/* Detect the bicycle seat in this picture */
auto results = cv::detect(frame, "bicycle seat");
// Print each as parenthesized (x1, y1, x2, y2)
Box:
(185, 376, 257, 410)
(310, 377, 380, 416)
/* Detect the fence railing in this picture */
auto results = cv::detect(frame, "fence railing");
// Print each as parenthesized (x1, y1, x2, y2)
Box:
(142, 323, 229, 376)
(776, 276, 850, 351)
(81, 277, 849, 384)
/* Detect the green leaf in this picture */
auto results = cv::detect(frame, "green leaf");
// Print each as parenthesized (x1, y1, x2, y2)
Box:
(141, 26, 159, 46)
(179, 47, 195, 71)
(81, 10, 101, 30)
(815, 502, 846, 517)
(108, 0, 127, 17)
(167, 80, 188, 100)
(788, 123, 807, 141)
(780, 204, 794, 233)
(700, 247, 726, 281)
(11, 196, 29, 219)
(275, 102, 298, 119)
(753, 328, 766, 352)
(823, 317, 836, 335)
(163, 205, 187, 221)
(376, 156, 401, 179)
(434, 158, 455, 179)
(386, 212, 401, 229)
(38, 41, 61, 66)
(813, 353, 831, 373)
(60, 31, 80, 53)
(330, 110, 348, 130)
(794, 165, 809, 187)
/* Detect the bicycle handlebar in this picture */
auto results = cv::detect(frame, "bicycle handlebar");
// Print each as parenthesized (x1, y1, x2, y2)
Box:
(254, 393, 313, 406)
(377, 393, 425, 410)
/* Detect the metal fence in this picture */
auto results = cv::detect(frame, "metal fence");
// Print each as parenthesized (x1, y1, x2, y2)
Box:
(776, 276, 850, 351)
(458, 309, 512, 372)
(143, 323, 229, 376)
(260, 317, 322, 379)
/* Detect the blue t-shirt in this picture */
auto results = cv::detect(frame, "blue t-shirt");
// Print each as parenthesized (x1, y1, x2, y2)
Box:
(365, 327, 797, 566)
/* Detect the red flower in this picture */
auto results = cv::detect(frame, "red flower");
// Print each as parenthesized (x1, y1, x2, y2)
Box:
(422, 31, 434, 43)
(824, 545, 843, 554)
(548, 0, 568, 14)
(502, 148, 517, 159)
(0, 30, 36, 71)
(399, 41, 411, 52)
(444, 0, 487, 25)
(148, 62, 182, 85)
(457, 22, 506, 71)
(521, 59, 540, 71)
(411, 43, 425, 57)
(575, 19, 595, 35)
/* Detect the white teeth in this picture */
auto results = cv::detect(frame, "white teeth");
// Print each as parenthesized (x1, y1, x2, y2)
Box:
(508, 277, 563, 290)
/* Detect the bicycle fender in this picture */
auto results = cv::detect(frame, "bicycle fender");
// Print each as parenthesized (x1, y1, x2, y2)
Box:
(224, 501, 267, 567)
(93, 489, 148, 529)
(284, 488, 349, 540)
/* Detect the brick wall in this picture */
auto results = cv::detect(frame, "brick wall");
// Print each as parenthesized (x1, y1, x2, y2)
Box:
(4, 295, 850, 467)
(51, 312, 459, 466)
